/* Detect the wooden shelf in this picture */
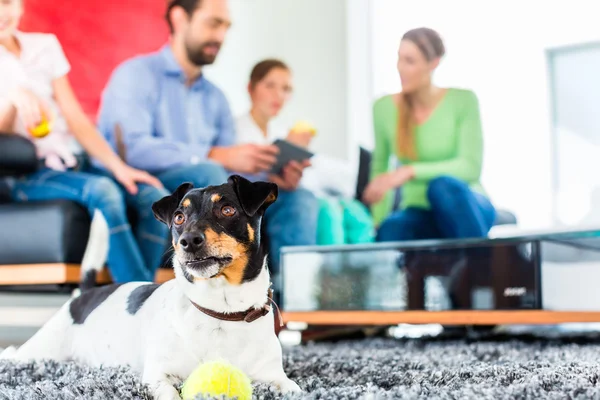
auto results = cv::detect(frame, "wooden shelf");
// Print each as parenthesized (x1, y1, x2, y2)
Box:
(0, 264, 111, 285)
(281, 310, 600, 326)
(5, 266, 597, 326)
(0, 264, 175, 285)
(155, 268, 175, 283)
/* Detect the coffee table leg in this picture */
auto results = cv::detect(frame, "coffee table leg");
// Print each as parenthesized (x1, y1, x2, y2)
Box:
(405, 252, 426, 310)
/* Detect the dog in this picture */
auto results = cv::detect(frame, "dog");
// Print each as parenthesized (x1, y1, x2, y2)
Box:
(1, 175, 302, 399)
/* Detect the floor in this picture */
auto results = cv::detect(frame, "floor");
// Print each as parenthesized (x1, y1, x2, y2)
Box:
(0, 291, 70, 348)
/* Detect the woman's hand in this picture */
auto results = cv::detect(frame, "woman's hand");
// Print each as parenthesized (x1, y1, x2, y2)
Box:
(112, 163, 163, 195)
(362, 166, 415, 205)
(286, 131, 313, 148)
(8, 88, 51, 131)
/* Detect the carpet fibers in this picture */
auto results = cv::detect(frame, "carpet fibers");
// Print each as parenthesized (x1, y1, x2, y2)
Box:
(2, 337, 600, 399)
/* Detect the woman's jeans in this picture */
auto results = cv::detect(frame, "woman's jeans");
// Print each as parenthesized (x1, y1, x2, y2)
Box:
(10, 168, 163, 282)
(376, 176, 496, 242)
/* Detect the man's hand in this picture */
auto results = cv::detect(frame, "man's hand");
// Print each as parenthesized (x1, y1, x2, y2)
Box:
(209, 144, 279, 174)
(8, 88, 51, 131)
(269, 159, 311, 191)
(112, 163, 164, 195)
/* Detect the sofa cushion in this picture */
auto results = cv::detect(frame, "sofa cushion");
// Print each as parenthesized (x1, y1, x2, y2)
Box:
(0, 179, 10, 204)
(0, 200, 90, 265)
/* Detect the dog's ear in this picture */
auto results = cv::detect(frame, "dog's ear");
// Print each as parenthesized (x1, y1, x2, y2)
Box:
(152, 182, 194, 227)
(228, 175, 278, 216)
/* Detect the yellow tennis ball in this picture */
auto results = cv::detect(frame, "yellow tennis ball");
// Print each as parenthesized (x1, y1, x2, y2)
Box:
(291, 120, 317, 136)
(180, 360, 253, 400)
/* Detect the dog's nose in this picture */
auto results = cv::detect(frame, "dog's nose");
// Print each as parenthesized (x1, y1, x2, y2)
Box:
(179, 232, 205, 253)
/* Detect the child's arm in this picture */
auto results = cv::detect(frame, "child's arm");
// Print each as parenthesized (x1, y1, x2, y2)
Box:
(0, 98, 16, 133)
(0, 88, 50, 134)
(52, 75, 162, 194)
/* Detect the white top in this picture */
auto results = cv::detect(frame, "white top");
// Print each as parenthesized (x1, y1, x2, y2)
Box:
(234, 111, 287, 146)
(0, 31, 79, 171)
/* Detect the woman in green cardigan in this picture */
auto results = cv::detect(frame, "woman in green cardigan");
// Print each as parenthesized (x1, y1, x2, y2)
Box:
(363, 27, 496, 241)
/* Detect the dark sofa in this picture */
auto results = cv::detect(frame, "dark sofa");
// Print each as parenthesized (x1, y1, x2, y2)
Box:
(0, 133, 93, 289)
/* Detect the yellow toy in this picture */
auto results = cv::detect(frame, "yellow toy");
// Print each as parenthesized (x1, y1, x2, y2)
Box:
(291, 120, 317, 136)
(29, 113, 53, 138)
(180, 360, 253, 400)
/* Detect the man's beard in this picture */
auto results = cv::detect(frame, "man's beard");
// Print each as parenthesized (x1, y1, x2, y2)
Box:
(185, 40, 221, 66)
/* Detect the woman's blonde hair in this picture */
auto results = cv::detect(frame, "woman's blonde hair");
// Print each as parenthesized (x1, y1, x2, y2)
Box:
(397, 27, 445, 160)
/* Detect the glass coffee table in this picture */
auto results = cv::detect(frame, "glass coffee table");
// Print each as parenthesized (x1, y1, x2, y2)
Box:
(278, 227, 600, 326)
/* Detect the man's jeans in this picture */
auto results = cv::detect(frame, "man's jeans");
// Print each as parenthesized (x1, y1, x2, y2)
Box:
(127, 162, 319, 284)
(263, 187, 319, 281)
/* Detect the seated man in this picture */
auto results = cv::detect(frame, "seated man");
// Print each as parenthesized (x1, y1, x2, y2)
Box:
(95, 0, 318, 280)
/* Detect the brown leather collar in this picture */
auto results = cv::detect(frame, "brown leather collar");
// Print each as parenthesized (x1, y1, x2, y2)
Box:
(190, 288, 282, 326)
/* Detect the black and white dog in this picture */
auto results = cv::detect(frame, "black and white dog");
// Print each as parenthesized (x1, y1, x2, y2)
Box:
(2, 175, 301, 399)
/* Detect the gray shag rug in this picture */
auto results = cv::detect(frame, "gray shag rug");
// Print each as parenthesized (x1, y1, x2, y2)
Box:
(3, 337, 600, 399)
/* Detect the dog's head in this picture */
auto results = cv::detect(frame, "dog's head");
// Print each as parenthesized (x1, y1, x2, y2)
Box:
(152, 175, 277, 285)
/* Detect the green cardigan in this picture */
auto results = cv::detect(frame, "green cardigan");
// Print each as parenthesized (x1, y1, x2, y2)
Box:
(370, 88, 486, 226)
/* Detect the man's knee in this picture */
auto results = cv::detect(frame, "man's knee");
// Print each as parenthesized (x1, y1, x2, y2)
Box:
(199, 161, 229, 186)
(427, 176, 467, 205)
(186, 162, 229, 188)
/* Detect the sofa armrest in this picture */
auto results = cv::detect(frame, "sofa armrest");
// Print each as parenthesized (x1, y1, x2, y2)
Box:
(0, 132, 38, 177)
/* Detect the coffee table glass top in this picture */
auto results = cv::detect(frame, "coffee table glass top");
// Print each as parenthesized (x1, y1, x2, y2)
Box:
(279, 226, 600, 313)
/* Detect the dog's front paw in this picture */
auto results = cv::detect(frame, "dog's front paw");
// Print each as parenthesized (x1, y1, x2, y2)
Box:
(151, 385, 180, 400)
(276, 378, 302, 394)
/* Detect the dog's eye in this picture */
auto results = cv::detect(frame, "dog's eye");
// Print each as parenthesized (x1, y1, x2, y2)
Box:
(173, 213, 186, 225)
(221, 206, 236, 217)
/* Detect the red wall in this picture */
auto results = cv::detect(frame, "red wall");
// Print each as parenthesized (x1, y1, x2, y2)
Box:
(20, 0, 169, 119)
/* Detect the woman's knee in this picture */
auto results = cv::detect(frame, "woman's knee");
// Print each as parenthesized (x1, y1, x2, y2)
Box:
(285, 188, 318, 210)
(264, 188, 319, 246)
(272, 189, 319, 226)
(427, 176, 468, 206)
(84, 177, 127, 220)
(376, 213, 414, 242)
(135, 185, 170, 216)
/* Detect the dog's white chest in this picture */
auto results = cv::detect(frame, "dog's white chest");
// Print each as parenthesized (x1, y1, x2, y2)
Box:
(153, 311, 273, 383)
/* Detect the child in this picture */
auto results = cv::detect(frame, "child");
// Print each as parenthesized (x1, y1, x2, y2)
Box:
(0, 0, 168, 282)
(235, 59, 374, 245)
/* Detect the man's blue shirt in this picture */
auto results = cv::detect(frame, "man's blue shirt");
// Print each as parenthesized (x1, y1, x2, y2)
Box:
(96, 45, 235, 174)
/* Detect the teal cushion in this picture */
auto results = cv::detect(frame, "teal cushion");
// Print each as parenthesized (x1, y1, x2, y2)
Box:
(316, 197, 345, 245)
(340, 198, 375, 244)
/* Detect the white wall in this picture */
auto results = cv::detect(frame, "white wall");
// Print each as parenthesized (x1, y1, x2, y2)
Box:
(204, 0, 351, 160)
(369, 0, 600, 229)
